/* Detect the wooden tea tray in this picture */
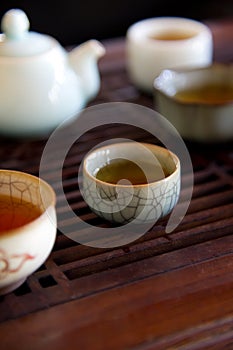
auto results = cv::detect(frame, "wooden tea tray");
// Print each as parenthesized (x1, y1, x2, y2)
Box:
(0, 18, 233, 350)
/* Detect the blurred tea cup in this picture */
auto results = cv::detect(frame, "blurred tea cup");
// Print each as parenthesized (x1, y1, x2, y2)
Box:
(0, 170, 57, 295)
(154, 63, 233, 142)
(126, 16, 213, 93)
(82, 142, 180, 224)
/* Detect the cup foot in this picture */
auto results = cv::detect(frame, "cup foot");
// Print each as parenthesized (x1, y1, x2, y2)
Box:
(0, 278, 27, 296)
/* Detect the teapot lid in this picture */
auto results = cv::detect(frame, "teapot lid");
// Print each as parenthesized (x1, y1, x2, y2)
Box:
(0, 9, 58, 56)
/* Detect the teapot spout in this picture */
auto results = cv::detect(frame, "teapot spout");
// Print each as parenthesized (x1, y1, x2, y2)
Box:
(68, 40, 105, 103)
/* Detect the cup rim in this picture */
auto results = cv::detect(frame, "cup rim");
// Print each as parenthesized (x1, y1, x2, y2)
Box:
(126, 16, 212, 46)
(83, 142, 180, 188)
(153, 62, 233, 107)
(0, 169, 56, 237)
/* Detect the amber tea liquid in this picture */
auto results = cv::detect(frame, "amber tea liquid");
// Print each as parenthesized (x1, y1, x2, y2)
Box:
(95, 158, 169, 185)
(149, 31, 195, 41)
(0, 194, 41, 233)
(174, 84, 233, 104)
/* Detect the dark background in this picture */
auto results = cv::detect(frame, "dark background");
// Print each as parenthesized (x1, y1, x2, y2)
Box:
(0, 1, 233, 46)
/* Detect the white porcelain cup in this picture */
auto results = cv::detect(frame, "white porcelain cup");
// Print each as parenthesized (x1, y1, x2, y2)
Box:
(126, 17, 213, 93)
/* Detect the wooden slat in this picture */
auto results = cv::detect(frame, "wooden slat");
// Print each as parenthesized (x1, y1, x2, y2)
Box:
(1, 251, 233, 350)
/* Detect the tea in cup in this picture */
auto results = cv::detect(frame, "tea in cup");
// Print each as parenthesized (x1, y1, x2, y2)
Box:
(126, 16, 213, 92)
(82, 142, 180, 225)
(154, 63, 233, 142)
(0, 170, 57, 295)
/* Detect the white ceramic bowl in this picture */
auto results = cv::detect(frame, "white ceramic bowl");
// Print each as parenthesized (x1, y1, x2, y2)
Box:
(82, 142, 180, 224)
(154, 63, 233, 142)
(126, 17, 213, 93)
(0, 170, 57, 295)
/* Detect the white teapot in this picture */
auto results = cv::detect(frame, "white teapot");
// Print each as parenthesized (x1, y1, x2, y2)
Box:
(0, 9, 105, 136)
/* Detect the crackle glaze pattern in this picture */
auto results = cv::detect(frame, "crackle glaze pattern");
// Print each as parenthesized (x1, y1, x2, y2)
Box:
(82, 143, 181, 225)
(0, 172, 45, 213)
(0, 170, 57, 295)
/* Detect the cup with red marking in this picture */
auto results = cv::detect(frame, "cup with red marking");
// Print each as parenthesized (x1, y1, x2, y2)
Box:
(0, 169, 57, 295)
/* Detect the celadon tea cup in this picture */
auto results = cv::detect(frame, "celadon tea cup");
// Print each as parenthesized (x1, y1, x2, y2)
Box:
(0, 169, 57, 295)
(154, 63, 233, 142)
(126, 16, 213, 93)
(82, 142, 180, 225)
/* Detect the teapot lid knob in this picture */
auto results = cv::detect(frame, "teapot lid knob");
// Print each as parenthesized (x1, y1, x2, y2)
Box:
(1, 9, 29, 39)
(0, 8, 58, 56)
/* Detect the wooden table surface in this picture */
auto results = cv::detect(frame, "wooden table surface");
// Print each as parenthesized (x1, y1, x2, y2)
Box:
(1, 18, 233, 350)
